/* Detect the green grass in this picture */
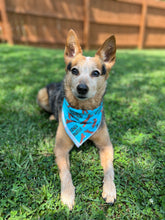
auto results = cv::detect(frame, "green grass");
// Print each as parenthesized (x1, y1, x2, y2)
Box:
(0, 44, 165, 219)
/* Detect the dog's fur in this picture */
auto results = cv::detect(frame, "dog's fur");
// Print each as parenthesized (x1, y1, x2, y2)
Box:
(37, 29, 116, 210)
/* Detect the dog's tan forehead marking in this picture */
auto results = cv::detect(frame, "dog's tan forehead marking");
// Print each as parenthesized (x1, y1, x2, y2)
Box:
(72, 55, 102, 73)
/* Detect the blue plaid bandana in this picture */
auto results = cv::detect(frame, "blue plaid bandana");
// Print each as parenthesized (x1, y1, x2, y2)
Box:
(62, 98, 103, 147)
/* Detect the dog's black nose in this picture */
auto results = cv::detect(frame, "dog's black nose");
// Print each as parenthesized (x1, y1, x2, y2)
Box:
(77, 83, 89, 95)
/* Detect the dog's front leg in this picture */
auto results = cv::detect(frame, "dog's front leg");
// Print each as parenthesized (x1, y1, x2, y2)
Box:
(54, 120, 75, 210)
(91, 122, 116, 204)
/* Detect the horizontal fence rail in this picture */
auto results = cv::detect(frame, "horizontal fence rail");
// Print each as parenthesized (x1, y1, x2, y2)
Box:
(0, 0, 165, 49)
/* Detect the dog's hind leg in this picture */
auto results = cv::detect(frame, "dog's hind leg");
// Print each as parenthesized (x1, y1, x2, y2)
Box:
(37, 87, 52, 113)
(54, 120, 75, 210)
(91, 122, 116, 205)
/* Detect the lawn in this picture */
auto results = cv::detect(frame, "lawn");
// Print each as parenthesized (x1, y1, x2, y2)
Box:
(0, 44, 165, 219)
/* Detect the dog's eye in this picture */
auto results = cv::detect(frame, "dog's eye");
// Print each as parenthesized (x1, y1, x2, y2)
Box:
(91, 70, 100, 77)
(71, 68, 79, 76)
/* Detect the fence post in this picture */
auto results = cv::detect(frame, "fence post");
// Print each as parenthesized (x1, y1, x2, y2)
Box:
(138, 0, 147, 49)
(0, 0, 13, 44)
(83, 0, 90, 50)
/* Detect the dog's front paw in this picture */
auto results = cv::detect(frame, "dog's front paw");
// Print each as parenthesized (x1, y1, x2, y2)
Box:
(102, 180, 116, 205)
(61, 184, 75, 210)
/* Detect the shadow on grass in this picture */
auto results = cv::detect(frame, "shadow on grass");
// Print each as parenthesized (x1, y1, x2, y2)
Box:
(0, 45, 164, 218)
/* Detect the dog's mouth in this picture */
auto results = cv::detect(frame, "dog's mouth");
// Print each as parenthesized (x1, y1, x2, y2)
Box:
(77, 95, 88, 100)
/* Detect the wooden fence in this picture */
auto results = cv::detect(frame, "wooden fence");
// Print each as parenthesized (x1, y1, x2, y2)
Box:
(0, 0, 165, 49)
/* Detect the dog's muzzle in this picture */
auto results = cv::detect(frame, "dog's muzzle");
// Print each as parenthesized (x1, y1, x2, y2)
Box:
(77, 83, 89, 98)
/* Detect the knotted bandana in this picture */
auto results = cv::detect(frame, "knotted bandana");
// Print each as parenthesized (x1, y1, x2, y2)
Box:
(62, 98, 103, 147)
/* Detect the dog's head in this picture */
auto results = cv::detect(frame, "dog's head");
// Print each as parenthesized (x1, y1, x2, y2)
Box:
(64, 29, 116, 106)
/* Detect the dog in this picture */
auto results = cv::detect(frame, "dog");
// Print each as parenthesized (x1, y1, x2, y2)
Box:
(37, 29, 116, 210)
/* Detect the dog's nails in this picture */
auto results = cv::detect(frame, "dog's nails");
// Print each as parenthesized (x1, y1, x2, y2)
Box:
(108, 202, 114, 206)
(103, 197, 106, 201)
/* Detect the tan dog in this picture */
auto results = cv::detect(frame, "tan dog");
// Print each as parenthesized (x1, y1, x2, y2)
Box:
(37, 29, 116, 210)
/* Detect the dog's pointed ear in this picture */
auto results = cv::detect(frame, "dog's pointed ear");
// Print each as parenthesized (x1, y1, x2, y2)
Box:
(64, 29, 82, 64)
(96, 35, 116, 71)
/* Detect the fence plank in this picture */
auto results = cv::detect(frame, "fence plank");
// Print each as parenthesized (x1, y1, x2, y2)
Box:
(83, 0, 90, 50)
(138, 0, 147, 49)
(0, 0, 13, 43)
(6, 8, 83, 22)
